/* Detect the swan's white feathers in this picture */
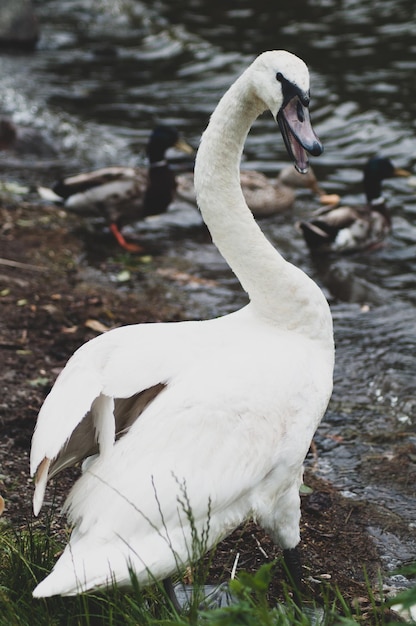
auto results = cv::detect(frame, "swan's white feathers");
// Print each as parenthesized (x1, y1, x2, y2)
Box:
(31, 50, 334, 597)
(33, 314, 330, 596)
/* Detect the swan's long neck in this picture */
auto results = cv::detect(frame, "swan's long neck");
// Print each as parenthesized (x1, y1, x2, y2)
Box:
(194, 71, 332, 339)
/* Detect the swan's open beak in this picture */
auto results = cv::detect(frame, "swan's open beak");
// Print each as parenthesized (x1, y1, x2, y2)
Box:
(277, 95, 323, 174)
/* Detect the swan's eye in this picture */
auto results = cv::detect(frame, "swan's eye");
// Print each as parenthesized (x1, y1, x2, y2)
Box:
(301, 93, 310, 107)
(276, 72, 283, 82)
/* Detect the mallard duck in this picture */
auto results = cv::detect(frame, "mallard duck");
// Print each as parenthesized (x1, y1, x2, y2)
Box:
(176, 161, 335, 217)
(298, 156, 411, 252)
(30, 51, 334, 603)
(44, 125, 193, 253)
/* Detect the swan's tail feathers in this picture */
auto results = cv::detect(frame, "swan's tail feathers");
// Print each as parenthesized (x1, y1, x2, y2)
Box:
(32, 534, 177, 598)
(32, 543, 123, 598)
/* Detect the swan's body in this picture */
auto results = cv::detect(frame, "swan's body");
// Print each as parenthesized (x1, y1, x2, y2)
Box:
(31, 50, 334, 598)
(298, 156, 410, 252)
(176, 165, 328, 217)
(44, 126, 193, 252)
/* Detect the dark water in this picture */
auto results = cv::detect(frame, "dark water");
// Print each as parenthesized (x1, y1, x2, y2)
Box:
(1, 0, 416, 583)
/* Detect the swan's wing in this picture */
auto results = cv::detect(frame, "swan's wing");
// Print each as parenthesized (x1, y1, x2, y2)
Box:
(47, 384, 166, 480)
(30, 321, 199, 513)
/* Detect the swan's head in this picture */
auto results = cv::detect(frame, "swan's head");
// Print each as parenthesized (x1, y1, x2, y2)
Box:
(252, 50, 323, 173)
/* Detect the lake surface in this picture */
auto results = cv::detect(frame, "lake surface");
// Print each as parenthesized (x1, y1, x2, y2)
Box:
(1, 0, 415, 586)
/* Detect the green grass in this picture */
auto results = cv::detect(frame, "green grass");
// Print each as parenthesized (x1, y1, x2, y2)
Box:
(0, 519, 414, 626)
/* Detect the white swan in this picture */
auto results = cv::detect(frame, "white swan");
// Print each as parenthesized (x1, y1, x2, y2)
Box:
(30, 50, 334, 599)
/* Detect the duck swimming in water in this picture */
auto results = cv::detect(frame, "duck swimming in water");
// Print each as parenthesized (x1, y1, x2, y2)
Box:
(298, 156, 411, 253)
(176, 162, 336, 217)
(42, 125, 193, 253)
(30, 50, 334, 604)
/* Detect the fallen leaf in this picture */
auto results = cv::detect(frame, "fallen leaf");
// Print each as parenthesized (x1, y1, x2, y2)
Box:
(61, 325, 78, 334)
(85, 319, 110, 333)
(28, 376, 50, 387)
(0, 181, 29, 195)
(300, 483, 314, 495)
(156, 267, 217, 288)
(116, 270, 131, 282)
(42, 304, 60, 315)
